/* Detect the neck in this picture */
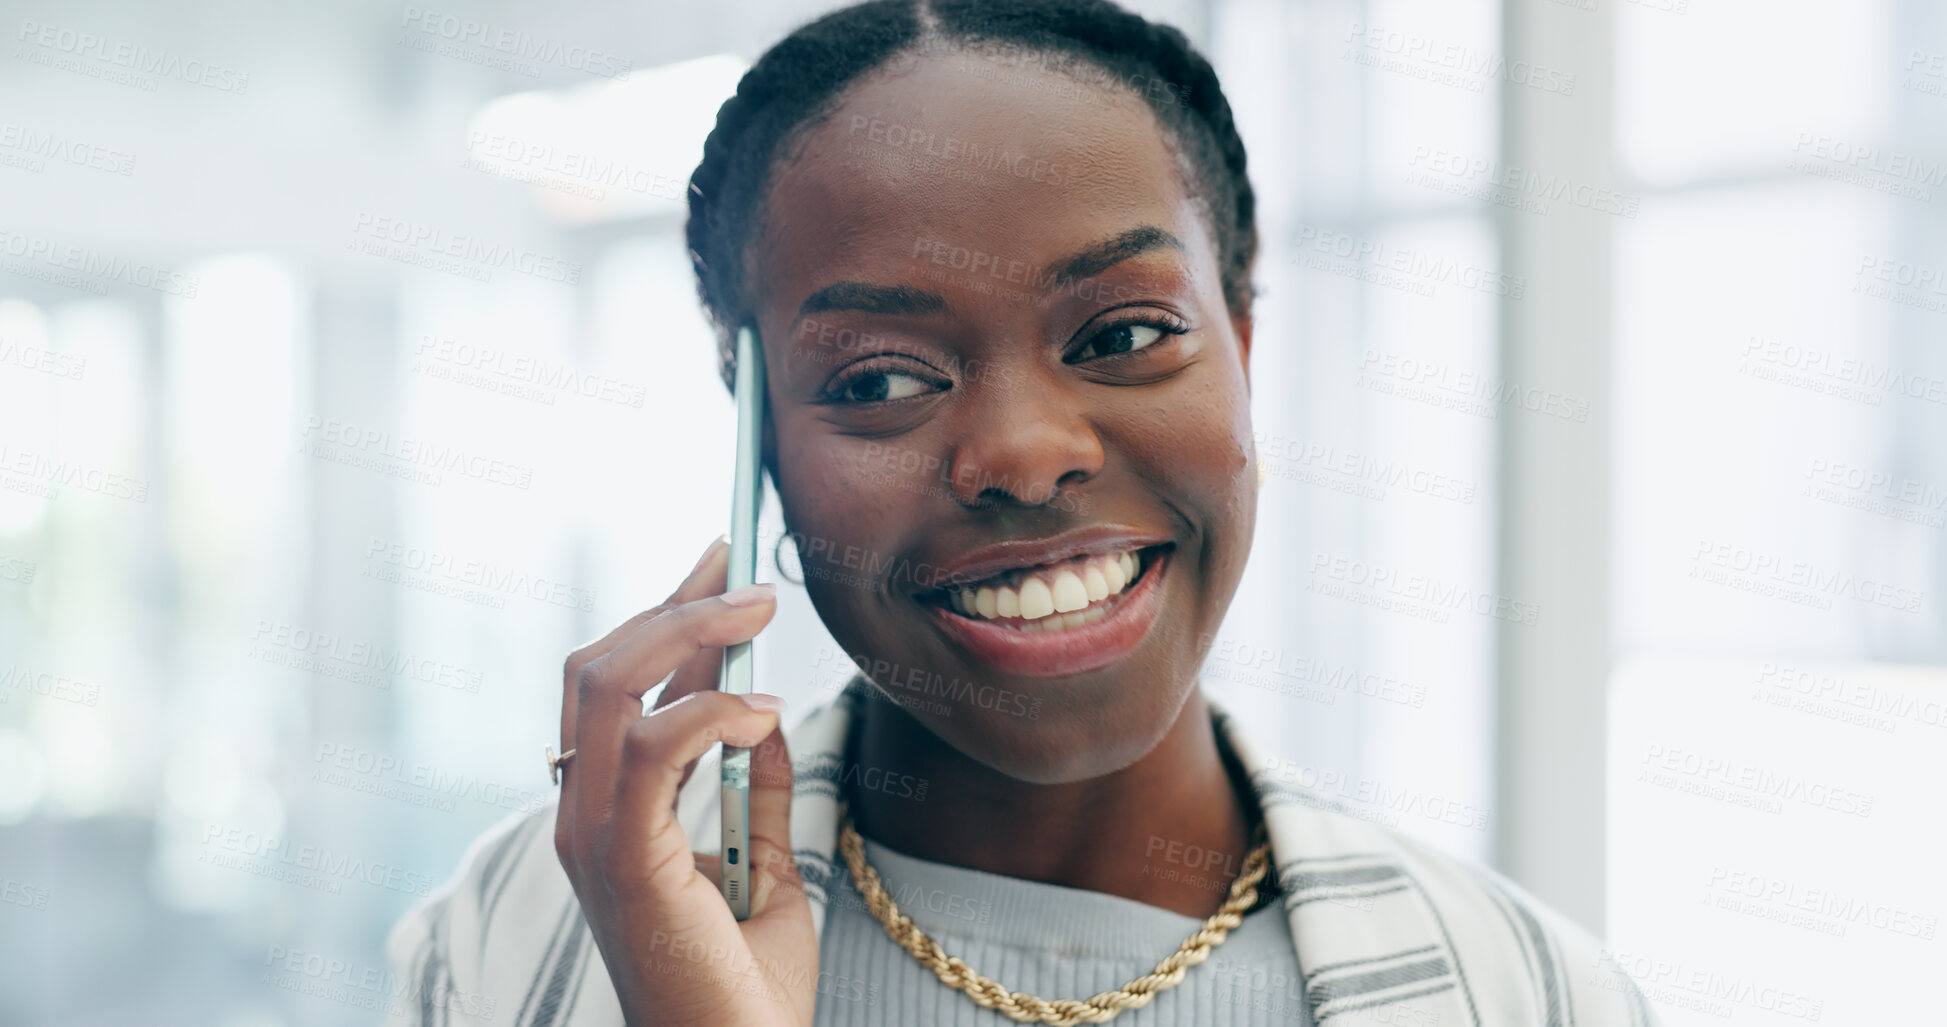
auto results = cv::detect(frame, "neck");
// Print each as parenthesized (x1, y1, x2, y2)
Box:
(845, 685, 1257, 919)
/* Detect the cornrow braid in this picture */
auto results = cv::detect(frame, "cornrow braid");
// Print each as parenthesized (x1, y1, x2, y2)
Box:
(685, 0, 1258, 390)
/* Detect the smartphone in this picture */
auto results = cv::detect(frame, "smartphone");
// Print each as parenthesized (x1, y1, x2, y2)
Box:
(720, 324, 764, 921)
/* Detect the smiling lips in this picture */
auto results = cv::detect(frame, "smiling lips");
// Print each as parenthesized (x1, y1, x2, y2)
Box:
(925, 545, 1169, 677)
(947, 548, 1143, 630)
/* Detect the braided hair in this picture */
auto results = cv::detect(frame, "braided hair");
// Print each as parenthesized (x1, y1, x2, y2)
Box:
(686, 0, 1258, 389)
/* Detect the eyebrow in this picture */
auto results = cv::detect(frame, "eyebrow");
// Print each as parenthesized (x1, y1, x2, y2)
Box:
(1046, 225, 1185, 284)
(793, 225, 1187, 319)
(798, 281, 948, 318)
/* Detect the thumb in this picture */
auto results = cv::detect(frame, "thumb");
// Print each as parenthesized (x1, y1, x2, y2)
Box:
(745, 722, 801, 915)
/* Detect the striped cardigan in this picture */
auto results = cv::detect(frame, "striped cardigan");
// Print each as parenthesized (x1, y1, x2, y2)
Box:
(382, 679, 1659, 1027)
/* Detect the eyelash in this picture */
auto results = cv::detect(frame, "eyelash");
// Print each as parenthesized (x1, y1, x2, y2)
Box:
(820, 313, 1192, 406)
(821, 358, 948, 405)
(1064, 312, 1191, 364)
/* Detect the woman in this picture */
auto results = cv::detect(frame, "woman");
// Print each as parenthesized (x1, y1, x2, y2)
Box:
(385, 2, 1659, 1024)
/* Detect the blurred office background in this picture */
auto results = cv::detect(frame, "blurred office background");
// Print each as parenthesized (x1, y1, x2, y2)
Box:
(1, 0, 1942, 1023)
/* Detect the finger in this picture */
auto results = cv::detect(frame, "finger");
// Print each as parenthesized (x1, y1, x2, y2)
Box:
(646, 538, 732, 717)
(651, 544, 743, 788)
(691, 850, 721, 889)
(671, 535, 733, 604)
(558, 536, 727, 855)
(743, 722, 801, 918)
(606, 690, 783, 892)
(653, 624, 730, 713)
(573, 588, 778, 837)
(561, 537, 729, 754)
(657, 645, 731, 799)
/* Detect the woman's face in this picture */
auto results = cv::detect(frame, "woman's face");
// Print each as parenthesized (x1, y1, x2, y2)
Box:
(747, 49, 1257, 784)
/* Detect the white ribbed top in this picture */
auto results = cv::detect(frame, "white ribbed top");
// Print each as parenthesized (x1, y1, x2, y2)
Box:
(812, 836, 1312, 1026)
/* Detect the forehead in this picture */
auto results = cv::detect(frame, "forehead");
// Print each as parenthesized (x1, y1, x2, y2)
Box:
(748, 49, 1210, 314)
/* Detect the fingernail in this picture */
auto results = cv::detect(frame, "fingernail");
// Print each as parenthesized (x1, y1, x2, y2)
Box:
(740, 692, 787, 714)
(690, 535, 729, 576)
(720, 582, 775, 607)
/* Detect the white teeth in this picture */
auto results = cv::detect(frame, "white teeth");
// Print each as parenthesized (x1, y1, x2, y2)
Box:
(1017, 577, 1056, 620)
(1083, 565, 1109, 602)
(947, 548, 1151, 630)
(1102, 556, 1127, 593)
(1051, 569, 1088, 613)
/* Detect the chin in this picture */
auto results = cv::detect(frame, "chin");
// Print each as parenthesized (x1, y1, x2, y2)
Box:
(853, 628, 1207, 786)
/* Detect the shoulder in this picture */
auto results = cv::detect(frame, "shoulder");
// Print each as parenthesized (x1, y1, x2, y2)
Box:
(379, 801, 572, 1027)
(1214, 698, 1659, 1027)
(1378, 828, 1663, 1027)
(379, 769, 727, 1027)
(379, 687, 875, 1027)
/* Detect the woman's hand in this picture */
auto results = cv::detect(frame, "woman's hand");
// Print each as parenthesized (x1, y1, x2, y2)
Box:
(555, 536, 816, 1027)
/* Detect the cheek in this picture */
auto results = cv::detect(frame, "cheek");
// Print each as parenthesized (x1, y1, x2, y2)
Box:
(773, 437, 922, 613)
(778, 424, 949, 513)
(779, 469, 864, 573)
(1123, 371, 1255, 504)
(1200, 361, 1258, 490)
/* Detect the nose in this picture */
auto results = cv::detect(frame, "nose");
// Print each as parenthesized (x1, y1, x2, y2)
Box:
(943, 369, 1105, 510)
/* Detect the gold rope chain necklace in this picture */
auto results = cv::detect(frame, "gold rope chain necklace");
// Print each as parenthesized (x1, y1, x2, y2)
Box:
(836, 806, 1274, 1026)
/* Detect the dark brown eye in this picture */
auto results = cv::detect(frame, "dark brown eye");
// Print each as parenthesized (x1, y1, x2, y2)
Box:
(1075, 323, 1165, 361)
(834, 369, 935, 403)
